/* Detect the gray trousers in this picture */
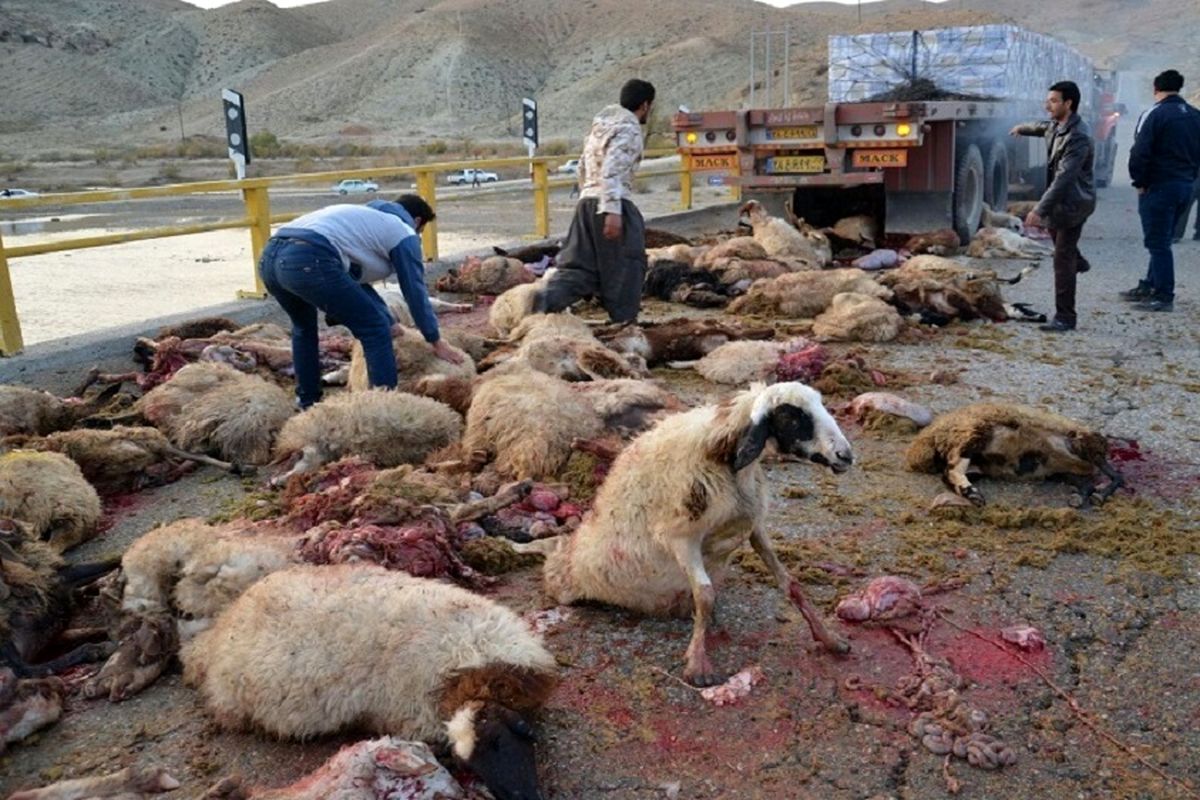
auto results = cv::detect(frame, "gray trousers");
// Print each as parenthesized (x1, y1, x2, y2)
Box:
(541, 197, 646, 323)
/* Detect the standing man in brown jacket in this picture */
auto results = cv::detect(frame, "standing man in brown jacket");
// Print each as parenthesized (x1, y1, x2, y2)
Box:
(536, 79, 655, 323)
(1011, 80, 1097, 333)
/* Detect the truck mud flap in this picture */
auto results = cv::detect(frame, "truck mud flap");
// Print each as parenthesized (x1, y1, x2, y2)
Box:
(885, 190, 954, 237)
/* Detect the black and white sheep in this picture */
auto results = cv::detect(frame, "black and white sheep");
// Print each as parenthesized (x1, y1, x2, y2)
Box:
(535, 382, 853, 685)
(182, 564, 557, 800)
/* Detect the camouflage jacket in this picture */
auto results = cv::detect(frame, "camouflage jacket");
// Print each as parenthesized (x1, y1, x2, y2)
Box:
(577, 104, 644, 215)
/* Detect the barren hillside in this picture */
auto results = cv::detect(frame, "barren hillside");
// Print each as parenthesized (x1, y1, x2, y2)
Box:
(0, 0, 1195, 155)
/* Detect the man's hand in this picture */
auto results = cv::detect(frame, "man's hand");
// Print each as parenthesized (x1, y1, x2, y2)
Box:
(1009, 125, 1022, 136)
(602, 212, 623, 241)
(431, 339, 464, 365)
(1025, 210, 1043, 230)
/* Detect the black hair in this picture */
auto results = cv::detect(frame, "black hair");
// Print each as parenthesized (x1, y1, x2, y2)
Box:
(1049, 80, 1081, 113)
(393, 193, 436, 223)
(1153, 69, 1184, 93)
(619, 79, 656, 113)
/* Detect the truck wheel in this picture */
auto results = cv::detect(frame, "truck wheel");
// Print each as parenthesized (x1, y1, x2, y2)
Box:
(984, 141, 1009, 210)
(953, 143, 985, 244)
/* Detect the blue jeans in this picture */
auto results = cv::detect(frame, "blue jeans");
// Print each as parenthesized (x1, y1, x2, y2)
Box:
(258, 238, 396, 407)
(1138, 180, 1194, 301)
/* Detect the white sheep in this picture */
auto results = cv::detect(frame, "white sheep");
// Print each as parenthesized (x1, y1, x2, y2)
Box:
(137, 362, 294, 465)
(273, 389, 463, 480)
(981, 203, 1024, 233)
(739, 200, 826, 268)
(727, 268, 893, 319)
(535, 382, 853, 685)
(489, 274, 554, 337)
(811, 292, 904, 342)
(346, 325, 475, 393)
(182, 564, 557, 800)
(966, 227, 1051, 260)
(0, 451, 102, 552)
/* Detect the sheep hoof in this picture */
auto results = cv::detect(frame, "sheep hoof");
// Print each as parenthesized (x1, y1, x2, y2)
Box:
(1067, 493, 1086, 509)
(231, 463, 257, 478)
(964, 487, 986, 507)
(823, 637, 851, 656)
(683, 657, 723, 687)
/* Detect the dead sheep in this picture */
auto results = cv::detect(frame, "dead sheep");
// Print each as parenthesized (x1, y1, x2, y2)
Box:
(136, 362, 294, 465)
(596, 318, 775, 367)
(727, 268, 893, 319)
(274, 390, 463, 480)
(463, 369, 604, 480)
(966, 227, 1052, 260)
(0, 669, 64, 756)
(693, 236, 768, 267)
(488, 275, 554, 337)
(346, 325, 475, 393)
(182, 564, 557, 800)
(688, 339, 797, 386)
(377, 289, 474, 329)
(1, 518, 116, 679)
(435, 254, 535, 295)
(981, 203, 1023, 233)
(646, 242, 698, 266)
(878, 255, 1009, 323)
(823, 214, 878, 249)
(905, 402, 1124, 506)
(6, 766, 180, 800)
(903, 229, 961, 256)
(0, 383, 120, 437)
(811, 292, 904, 342)
(3, 426, 242, 495)
(534, 382, 853, 684)
(0, 451, 102, 552)
(739, 200, 827, 268)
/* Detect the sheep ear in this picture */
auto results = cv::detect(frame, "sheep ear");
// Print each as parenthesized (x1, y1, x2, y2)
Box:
(732, 419, 770, 471)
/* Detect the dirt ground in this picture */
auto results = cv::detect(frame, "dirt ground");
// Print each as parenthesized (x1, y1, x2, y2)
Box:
(2, 184, 1199, 799)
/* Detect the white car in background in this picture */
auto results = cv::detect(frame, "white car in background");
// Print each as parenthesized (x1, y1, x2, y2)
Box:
(446, 168, 499, 185)
(556, 158, 581, 175)
(0, 188, 39, 198)
(332, 179, 378, 195)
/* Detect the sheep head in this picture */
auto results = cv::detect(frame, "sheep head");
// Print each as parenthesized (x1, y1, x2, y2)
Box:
(734, 382, 853, 473)
(737, 199, 769, 228)
(447, 700, 545, 800)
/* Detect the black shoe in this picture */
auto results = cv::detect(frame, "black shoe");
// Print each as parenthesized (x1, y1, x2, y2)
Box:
(1076, 261, 1091, 273)
(1135, 297, 1174, 312)
(1039, 318, 1075, 333)
(1193, 232, 1200, 241)
(1119, 281, 1152, 302)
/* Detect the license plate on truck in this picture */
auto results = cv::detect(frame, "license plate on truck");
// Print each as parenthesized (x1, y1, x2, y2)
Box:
(766, 155, 825, 173)
(851, 149, 908, 168)
(767, 125, 819, 140)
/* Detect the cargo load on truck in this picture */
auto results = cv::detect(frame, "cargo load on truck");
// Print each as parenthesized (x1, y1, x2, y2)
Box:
(828, 25, 1094, 107)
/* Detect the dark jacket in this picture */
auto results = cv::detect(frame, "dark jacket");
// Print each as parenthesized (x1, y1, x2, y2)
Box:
(1128, 94, 1200, 188)
(1017, 113, 1097, 229)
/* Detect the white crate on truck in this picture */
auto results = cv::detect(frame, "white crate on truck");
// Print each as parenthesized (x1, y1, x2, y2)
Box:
(828, 25, 1094, 109)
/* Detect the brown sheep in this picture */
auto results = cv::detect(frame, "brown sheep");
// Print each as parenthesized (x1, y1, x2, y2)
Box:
(3, 426, 243, 495)
(0, 452, 102, 552)
(435, 255, 535, 295)
(346, 325, 475, 393)
(903, 229, 961, 256)
(489, 278, 550, 337)
(273, 390, 463, 480)
(534, 382, 853, 685)
(693, 236, 768, 267)
(728, 268, 893, 319)
(182, 565, 557, 800)
(0, 383, 120, 437)
(878, 255, 1009, 323)
(811, 292, 904, 342)
(136, 362, 293, 465)
(596, 318, 775, 367)
(966, 227, 1052, 260)
(905, 403, 1124, 506)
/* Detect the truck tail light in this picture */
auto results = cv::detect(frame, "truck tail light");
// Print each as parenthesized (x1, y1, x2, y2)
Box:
(896, 123, 912, 136)
(685, 132, 698, 144)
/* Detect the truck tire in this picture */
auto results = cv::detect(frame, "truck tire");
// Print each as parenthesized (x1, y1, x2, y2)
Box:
(953, 143, 985, 244)
(983, 141, 1009, 210)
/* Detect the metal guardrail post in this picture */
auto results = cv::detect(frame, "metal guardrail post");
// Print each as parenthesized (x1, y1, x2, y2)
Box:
(0, 230, 23, 355)
(729, 159, 742, 202)
(237, 185, 271, 299)
(680, 153, 693, 210)
(415, 170, 438, 261)
(532, 161, 550, 238)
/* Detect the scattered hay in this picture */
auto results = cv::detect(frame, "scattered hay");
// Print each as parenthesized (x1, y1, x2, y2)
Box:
(860, 409, 921, 439)
(559, 451, 605, 504)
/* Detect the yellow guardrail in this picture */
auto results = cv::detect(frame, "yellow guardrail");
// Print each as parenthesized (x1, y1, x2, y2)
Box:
(0, 148, 738, 356)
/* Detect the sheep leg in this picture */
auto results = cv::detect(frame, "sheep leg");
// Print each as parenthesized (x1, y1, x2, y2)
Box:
(161, 444, 255, 477)
(448, 480, 533, 523)
(947, 457, 985, 506)
(1094, 461, 1125, 505)
(749, 526, 849, 655)
(667, 536, 721, 686)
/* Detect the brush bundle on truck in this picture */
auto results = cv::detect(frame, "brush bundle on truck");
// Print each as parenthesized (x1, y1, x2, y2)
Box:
(674, 25, 1122, 243)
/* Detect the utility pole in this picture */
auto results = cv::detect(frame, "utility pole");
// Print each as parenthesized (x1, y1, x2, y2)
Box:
(177, 101, 185, 142)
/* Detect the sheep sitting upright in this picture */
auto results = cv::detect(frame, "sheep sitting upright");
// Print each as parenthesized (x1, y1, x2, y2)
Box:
(905, 403, 1124, 506)
(182, 564, 557, 800)
(535, 382, 853, 685)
